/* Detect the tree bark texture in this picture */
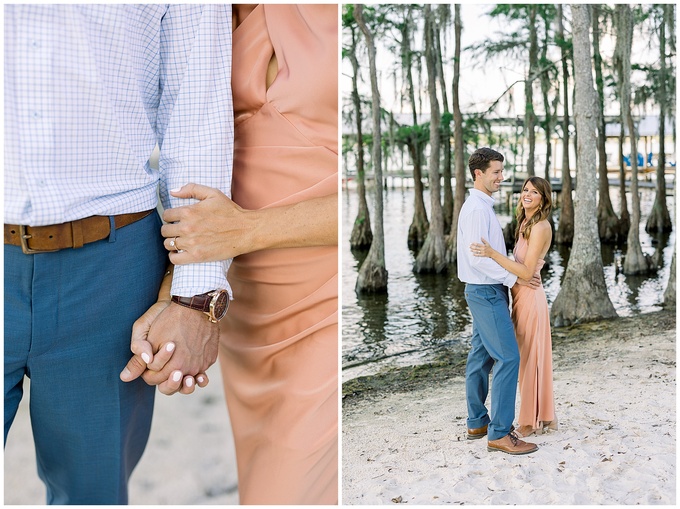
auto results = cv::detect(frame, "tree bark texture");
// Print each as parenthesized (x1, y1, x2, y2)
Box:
(415, 5, 447, 274)
(348, 28, 373, 250)
(592, 4, 623, 243)
(551, 4, 617, 327)
(525, 5, 538, 178)
(446, 4, 466, 266)
(407, 140, 430, 250)
(663, 250, 676, 308)
(646, 4, 672, 234)
(354, 5, 388, 293)
(402, 15, 429, 252)
(616, 4, 653, 275)
(555, 5, 574, 245)
(435, 6, 454, 231)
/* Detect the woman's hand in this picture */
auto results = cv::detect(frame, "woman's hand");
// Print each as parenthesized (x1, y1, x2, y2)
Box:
(163, 184, 251, 265)
(162, 184, 338, 265)
(120, 300, 210, 395)
(470, 238, 498, 259)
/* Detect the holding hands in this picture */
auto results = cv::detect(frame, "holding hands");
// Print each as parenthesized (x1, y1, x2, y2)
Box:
(120, 266, 213, 396)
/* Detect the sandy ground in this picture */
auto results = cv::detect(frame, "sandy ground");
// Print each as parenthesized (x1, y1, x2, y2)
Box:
(342, 311, 676, 505)
(3, 364, 239, 505)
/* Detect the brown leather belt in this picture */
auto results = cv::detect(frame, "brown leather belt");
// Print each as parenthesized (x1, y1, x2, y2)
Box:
(4, 209, 155, 254)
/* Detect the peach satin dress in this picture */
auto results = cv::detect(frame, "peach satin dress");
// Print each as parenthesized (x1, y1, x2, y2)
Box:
(218, 4, 338, 504)
(511, 231, 555, 429)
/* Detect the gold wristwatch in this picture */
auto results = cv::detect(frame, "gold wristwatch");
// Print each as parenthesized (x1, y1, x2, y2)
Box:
(171, 290, 229, 323)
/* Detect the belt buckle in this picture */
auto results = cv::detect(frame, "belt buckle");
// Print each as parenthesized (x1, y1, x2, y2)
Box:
(19, 225, 58, 254)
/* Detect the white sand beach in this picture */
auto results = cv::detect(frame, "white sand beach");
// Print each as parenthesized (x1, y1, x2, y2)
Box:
(342, 311, 676, 505)
(3, 364, 239, 505)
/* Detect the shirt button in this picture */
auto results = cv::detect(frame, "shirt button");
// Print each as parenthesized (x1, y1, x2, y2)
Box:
(32, 111, 42, 119)
(30, 40, 41, 49)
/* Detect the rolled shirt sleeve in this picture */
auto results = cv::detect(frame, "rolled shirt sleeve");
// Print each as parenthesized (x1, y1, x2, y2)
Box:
(156, 5, 234, 298)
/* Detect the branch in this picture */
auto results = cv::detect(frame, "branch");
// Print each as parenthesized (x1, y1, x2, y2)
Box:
(482, 53, 570, 116)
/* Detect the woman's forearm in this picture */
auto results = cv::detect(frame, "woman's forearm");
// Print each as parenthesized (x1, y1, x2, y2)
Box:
(244, 193, 338, 253)
(490, 250, 535, 281)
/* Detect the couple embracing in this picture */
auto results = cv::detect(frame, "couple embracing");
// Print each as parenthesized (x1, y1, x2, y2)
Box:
(457, 147, 557, 455)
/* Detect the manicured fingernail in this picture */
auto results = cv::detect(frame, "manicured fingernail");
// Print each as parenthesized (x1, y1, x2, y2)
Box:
(166, 343, 175, 352)
(121, 368, 130, 378)
(141, 353, 150, 364)
(186, 378, 194, 387)
(170, 187, 181, 193)
(197, 376, 205, 383)
(172, 371, 182, 382)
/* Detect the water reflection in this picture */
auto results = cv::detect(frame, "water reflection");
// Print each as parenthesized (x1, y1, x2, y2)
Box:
(342, 185, 675, 381)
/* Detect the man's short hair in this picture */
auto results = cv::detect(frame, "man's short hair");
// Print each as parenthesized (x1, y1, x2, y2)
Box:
(468, 147, 504, 181)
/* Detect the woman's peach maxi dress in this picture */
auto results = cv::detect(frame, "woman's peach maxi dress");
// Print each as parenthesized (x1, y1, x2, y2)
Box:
(511, 229, 555, 430)
(219, 5, 338, 504)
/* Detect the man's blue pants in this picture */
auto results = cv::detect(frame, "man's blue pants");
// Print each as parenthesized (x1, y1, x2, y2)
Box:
(4, 212, 166, 504)
(464, 284, 519, 441)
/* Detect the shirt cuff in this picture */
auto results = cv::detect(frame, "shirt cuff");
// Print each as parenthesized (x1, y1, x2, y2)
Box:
(503, 271, 518, 289)
(171, 260, 232, 299)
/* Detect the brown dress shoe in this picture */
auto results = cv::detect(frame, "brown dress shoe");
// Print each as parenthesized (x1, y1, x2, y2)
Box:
(487, 431, 538, 455)
(466, 424, 488, 440)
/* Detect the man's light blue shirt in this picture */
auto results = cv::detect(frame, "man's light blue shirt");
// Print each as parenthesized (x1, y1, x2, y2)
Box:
(457, 188, 517, 288)
(5, 5, 234, 297)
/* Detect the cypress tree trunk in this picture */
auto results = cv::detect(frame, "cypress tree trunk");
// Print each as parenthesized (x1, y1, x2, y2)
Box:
(348, 29, 373, 250)
(445, 4, 466, 265)
(525, 5, 538, 177)
(551, 5, 617, 326)
(354, 5, 388, 293)
(616, 5, 653, 275)
(402, 15, 429, 252)
(664, 248, 676, 309)
(407, 139, 430, 250)
(435, 5, 454, 231)
(592, 5, 623, 243)
(555, 5, 574, 245)
(415, 5, 447, 274)
(646, 4, 672, 233)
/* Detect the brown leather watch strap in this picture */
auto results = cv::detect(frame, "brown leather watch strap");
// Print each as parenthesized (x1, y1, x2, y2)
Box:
(171, 293, 212, 313)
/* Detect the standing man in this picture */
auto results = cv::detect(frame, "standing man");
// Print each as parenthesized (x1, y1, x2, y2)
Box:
(456, 147, 538, 455)
(4, 5, 233, 503)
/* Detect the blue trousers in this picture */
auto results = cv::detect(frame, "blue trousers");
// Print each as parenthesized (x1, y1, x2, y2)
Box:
(464, 284, 519, 440)
(4, 212, 166, 504)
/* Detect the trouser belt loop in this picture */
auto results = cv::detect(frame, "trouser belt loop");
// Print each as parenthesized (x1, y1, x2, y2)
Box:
(108, 216, 117, 243)
(71, 219, 85, 249)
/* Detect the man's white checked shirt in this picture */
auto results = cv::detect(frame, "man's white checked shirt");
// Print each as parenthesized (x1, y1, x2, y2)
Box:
(5, 4, 234, 297)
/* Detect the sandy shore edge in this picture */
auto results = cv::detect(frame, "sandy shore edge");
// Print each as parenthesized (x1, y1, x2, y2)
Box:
(342, 310, 676, 505)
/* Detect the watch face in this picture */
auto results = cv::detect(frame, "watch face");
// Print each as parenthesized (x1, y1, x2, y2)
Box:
(211, 292, 229, 320)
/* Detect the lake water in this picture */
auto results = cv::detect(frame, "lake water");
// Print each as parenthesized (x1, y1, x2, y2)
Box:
(341, 183, 675, 382)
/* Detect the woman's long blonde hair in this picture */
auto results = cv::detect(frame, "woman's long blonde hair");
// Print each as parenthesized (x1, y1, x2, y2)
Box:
(515, 176, 553, 241)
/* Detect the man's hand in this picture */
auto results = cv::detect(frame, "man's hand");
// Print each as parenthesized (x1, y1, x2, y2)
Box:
(142, 303, 218, 393)
(516, 273, 541, 289)
(120, 302, 217, 395)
